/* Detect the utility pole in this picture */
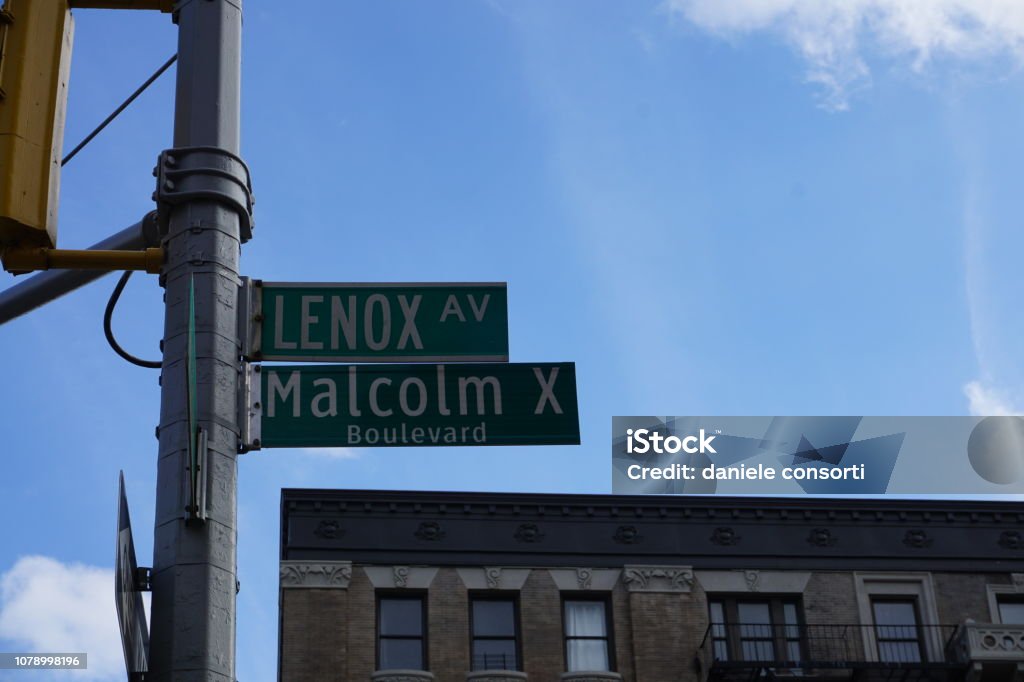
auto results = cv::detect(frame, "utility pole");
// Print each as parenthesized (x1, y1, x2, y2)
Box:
(149, 0, 250, 678)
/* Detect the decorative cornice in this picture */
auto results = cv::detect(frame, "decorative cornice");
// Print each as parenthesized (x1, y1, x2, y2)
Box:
(622, 565, 694, 593)
(280, 561, 352, 589)
(282, 490, 1024, 573)
(283, 488, 1024, 525)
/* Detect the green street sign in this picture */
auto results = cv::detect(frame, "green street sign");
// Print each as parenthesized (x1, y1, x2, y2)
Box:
(243, 280, 508, 362)
(246, 362, 579, 448)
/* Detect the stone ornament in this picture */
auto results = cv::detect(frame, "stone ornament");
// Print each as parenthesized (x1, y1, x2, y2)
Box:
(279, 561, 352, 589)
(313, 519, 344, 539)
(414, 521, 446, 542)
(622, 565, 694, 593)
(549, 569, 621, 591)
(999, 531, 1024, 550)
(807, 527, 838, 547)
(695, 569, 811, 594)
(903, 529, 934, 549)
(612, 525, 643, 544)
(710, 527, 741, 546)
(514, 523, 545, 543)
(364, 566, 439, 589)
(394, 566, 410, 587)
(455, 567, 532, 591)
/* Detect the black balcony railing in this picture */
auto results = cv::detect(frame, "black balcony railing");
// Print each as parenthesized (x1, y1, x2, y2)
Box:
(697, 623, 964, 681)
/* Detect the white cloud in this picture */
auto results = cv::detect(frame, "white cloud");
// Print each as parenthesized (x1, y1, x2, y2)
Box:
(0, 556, 124, 680)
(964, 380, 1023, 416)
(665, 0, 1024, 109)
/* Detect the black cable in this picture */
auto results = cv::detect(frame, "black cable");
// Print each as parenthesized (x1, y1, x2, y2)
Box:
(62, 54, 178, 167)
(104, 271, 161, 369)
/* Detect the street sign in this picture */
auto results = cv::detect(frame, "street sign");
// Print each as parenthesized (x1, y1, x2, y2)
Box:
(246, 362, 579, 448)
(242, 280, 509, 362)
(115, 472, 149, 680)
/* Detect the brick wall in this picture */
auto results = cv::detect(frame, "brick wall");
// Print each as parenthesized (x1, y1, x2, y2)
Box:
(281, 567, 1021, 682)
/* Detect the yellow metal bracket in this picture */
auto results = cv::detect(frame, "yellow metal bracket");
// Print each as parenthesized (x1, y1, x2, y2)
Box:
(2, 247, 164, 274)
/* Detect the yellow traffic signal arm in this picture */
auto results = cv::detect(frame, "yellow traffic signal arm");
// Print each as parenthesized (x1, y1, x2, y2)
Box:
(68, 1, 173, 11)
(2, 246, 163, 274)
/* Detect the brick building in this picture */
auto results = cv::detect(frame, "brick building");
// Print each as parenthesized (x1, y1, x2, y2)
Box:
(278, 489, 1024, 682)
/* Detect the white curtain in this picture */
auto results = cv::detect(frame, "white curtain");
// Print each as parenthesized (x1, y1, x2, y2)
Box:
(565, 601, 609, 671)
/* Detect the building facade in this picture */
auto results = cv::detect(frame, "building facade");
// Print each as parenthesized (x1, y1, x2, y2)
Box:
(279, 489, 1024, 682)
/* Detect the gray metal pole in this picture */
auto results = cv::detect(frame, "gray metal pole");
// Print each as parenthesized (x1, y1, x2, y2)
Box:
(0, 218, 156, 325)
(149, 0, 243, 679)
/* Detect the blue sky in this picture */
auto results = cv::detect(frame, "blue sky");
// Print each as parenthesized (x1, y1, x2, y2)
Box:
(2, 1, 1024, 679)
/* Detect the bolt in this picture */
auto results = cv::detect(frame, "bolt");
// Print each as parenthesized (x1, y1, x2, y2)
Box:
(165, 155, 177, 167)
(253, 313, 263, 322)
(163, 180, 176, 191)
(252, 439, 261, 448)
(253, 402, 261, 409)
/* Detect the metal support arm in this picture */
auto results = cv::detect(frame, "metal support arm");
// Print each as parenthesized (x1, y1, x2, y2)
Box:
(2, 246, 164, 274)
(0, 214, 161, 325)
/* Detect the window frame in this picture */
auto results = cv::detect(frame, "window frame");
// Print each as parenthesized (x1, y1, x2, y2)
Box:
(707, 595, 806, 664)
(870, 596, 926, 664)
(561, 593, 616, 673)
(468, 592, 522, 672)
(376, 591, 428, 672)
(854, 572, 943, 663)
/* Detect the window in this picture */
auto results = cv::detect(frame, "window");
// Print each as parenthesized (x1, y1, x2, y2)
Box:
(998, 597, 1024, 624)
(855, 573, 942, 663)
(471, 596, 520, 670)
(377, 595, 426, 670)
(563, 598, 613, 672)
(871, 599, 923, 663)
(708, 598, 803, 663)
